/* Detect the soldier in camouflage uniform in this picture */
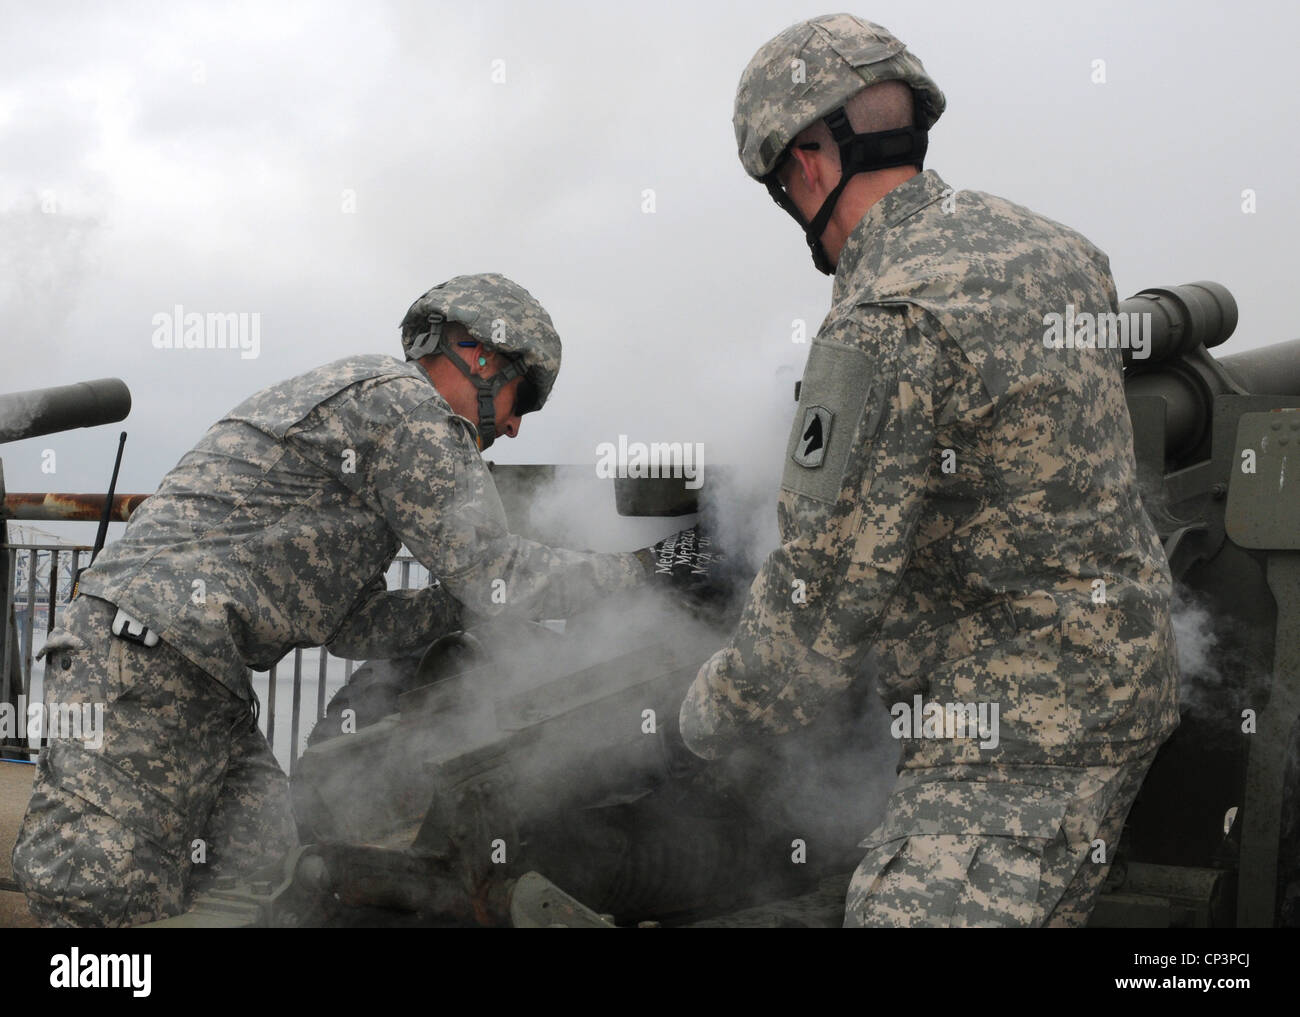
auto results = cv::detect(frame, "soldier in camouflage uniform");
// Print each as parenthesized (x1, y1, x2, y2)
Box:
(679, 15, 1180, 926)
(13, 272, 647, 927)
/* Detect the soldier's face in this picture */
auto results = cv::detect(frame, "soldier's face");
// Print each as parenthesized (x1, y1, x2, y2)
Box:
(488, 373, 525, 440)
(426, 345, 525, 441)
(461, 346, 525, 441)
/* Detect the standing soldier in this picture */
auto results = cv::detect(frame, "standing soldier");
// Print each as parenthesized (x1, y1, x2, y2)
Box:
(679, 15, 1180, 926)
(13, 273, 647, 927)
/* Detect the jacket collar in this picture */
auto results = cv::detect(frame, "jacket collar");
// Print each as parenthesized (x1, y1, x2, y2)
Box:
(832, 169, 950, 303)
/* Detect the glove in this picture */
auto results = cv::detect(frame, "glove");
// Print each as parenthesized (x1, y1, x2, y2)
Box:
(634, 530, 738, 608)
(634, 526, 725, 598)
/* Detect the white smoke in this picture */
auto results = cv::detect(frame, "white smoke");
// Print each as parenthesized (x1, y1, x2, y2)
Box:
(0, 201, 99, 369)
(1171, 587, 1218, 685)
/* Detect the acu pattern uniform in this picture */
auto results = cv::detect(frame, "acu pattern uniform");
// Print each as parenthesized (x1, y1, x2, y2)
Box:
(682, 16, 1179, 927)
(15, 283, 645, 927)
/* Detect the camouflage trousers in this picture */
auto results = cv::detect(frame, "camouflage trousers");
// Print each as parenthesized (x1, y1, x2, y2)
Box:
(843, 749, 1159, 927)
(11, 595, 298, 928)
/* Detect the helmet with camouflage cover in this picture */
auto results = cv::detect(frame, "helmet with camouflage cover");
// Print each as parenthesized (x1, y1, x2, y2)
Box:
(733, 14, 946, 273)
(400, 272, 562, 449)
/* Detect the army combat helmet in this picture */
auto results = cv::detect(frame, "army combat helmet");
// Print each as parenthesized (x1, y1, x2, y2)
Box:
(401, 273, 562, 450)
(733, 14, 946, 274)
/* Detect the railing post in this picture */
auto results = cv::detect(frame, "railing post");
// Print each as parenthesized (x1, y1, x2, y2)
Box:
(46, 548, 60, 640)
(316, 650, 328, 724)
(1, 541, 15, 720)
(38, 549, 61, 752)
(289, 650, 303, 777)
(265, 664, 277, 757)
(22, 549, 37, 694)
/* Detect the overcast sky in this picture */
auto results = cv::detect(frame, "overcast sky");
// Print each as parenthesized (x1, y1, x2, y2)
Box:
(2, 0, 1297, 545)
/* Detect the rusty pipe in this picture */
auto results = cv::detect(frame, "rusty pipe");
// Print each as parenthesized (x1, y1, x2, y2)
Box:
(1, 492, 147, 522)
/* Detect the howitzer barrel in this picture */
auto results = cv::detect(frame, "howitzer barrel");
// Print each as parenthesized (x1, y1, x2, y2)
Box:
(1119, 281, 1237, 367)
(0, 378, 131, 445)
(1126, 336, 1300, 459)
(1218, 338, 1300, 396)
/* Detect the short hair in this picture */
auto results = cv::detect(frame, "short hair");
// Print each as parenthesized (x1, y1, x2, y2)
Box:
(791, 80, 915, 172)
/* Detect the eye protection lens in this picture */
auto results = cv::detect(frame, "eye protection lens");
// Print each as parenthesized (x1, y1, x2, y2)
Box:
(512, 377, 539, 417)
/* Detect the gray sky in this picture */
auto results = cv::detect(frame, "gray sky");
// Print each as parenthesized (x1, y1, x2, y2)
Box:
(3, 0, 1297, 544)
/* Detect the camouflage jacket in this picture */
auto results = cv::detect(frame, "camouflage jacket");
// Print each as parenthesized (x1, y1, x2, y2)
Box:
(682, 169, 1180, 769)
(79, 356, 644, 698)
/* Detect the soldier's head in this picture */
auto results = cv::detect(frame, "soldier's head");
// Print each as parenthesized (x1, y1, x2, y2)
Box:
(733, 14, 945, 274)
(400, 273, 562, 451)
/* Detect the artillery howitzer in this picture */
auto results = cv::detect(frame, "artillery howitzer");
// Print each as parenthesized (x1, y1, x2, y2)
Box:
(160, 540, 890, 928)
(60, 283, 1300, 928)
(1104, 282, 1300, 928)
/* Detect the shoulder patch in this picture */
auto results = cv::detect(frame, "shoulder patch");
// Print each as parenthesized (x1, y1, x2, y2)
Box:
(792, 406, 833, 468)
(782, 338, 886, 504)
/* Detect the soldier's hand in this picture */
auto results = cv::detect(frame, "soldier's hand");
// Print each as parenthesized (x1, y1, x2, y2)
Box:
(634, 526, 729, 604)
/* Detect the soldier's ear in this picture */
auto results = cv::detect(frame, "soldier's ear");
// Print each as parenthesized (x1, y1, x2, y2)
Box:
(459, 342, 489, 374)
(789, 145, 822, 193)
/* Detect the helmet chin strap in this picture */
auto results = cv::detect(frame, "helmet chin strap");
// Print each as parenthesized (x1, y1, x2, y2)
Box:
(762, 95, 929, 275)
(438, 337, 524, 450)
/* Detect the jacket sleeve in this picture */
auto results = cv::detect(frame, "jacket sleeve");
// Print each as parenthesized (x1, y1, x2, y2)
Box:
(325, 572, 463, 660)
(368, 400, 646, 620)
(680, 307, 942, 758)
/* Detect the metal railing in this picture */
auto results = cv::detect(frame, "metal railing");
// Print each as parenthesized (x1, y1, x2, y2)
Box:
(1, 465, 554, 769)
(1, 543, 91, 759)
(1, 541, 428, 773)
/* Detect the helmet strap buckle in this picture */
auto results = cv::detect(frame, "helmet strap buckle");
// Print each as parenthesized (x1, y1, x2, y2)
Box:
(404, 312, 444, 361)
